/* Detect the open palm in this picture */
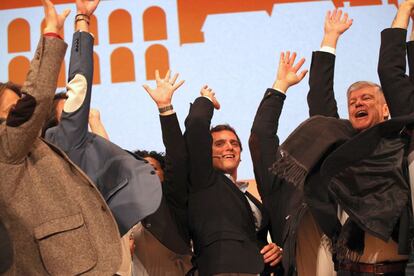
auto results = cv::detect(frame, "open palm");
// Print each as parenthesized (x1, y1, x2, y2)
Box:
(143, 70, 185, 107)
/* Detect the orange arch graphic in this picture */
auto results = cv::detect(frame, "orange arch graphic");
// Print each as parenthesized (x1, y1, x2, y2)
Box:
(109, 9, 133, 44)
(143, 6, 168, 41)
(9, 56, 66, 87)
(111, 47, 135, 83)
(9, 56, 30, 85)
(90, 15, 99, 45)
(145, 44, 169, 80)
(93, 52, 101, 85)
(8, 19, 30, 53)
(41, 18, 64, 39)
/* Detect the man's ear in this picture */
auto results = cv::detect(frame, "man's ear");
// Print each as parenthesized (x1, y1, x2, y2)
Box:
(383, 103, 390, 120)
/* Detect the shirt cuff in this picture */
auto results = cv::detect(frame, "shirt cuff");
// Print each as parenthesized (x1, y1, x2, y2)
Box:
(44, 32, 63, 40)
(202, 95, 214, 103)
(319, 46, 336, 55)
(274, 87, 286, 94)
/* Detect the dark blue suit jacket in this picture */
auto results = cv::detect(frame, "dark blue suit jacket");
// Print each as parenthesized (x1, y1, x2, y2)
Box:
(45, 31, 162, 236)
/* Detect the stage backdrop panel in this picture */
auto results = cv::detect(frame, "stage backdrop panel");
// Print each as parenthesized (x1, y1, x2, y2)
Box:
(0, 0, 403, 179)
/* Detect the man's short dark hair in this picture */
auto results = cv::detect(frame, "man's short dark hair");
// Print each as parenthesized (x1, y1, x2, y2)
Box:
(0, 82, 22, 98)
(210, 124, 243, 151)
(0, 82, 22, 124)
(134, 150, 166, 169)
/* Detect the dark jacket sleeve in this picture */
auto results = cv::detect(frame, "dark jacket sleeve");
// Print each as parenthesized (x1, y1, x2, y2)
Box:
(45, 31, 94, 150)
(406, 39, 414, 84)
(160, 113, 188, 218)
(249, 89, 285, 198)
(378, 28, 414, 117)
(184, 96, 215, 191)
(307, 51, 339, 118)
(0, 36, 67, 164)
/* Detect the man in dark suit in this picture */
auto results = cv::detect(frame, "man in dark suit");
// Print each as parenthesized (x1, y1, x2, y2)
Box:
(185, 85, 281, 276)
(305, 8, 408, 276)
(249, 51, 310, 276)
(378, 1, 414, 274)
(127, 70, 193, 274)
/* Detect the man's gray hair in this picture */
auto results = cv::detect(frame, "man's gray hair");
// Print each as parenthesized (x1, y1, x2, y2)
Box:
(346, 81, 383, 98)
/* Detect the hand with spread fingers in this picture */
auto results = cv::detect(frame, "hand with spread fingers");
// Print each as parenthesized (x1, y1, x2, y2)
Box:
(200, 85, 220, 110)
(272, 51, 308, 93)
(143, 70, 185, 115)
(41, 0, 71, 34)
(322, 9, 353, 49)
(324, 9, 353, 37)
(260, 243, 283, 267)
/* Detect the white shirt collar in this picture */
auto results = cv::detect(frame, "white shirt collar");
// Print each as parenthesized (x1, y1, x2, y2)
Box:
(225, 174, 249, 193)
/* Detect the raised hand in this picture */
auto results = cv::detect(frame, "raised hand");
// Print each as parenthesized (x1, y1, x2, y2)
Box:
(324, 9, 353, 37)
(321, 9, 352, 48)
(392, 0, 414, 29)
(200, 85, 220, 110)
(76, 0, 100, 16)
(143, 70, 185, 108)
(41, 0, 71, 34)
(272, 51, 308, 93)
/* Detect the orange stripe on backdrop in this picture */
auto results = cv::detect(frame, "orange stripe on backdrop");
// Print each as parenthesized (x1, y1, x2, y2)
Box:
(111, 47, 135, 83)
(8, 19, 31, 53)
(0, 0, 73, 10)
(176, 0, 398, 44)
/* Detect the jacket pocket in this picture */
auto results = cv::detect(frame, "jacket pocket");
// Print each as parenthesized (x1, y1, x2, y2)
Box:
(34, 213, 97, 275)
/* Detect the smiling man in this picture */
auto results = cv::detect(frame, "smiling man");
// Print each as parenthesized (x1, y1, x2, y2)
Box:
(304, 9, 409, 276)
(346, 81, 389, 131)
(211, 124, 242, 181)
(306, 10, 390, 132)
(185, 86, 282, 276)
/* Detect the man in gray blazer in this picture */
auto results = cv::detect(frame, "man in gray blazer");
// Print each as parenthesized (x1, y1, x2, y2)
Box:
(0, 0, 122, 274)
(44, 0, 162, 237)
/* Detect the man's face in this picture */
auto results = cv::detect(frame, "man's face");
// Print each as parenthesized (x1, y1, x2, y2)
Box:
(0, 88, 20, 120)
(347, 86, 389, 131)
(144, 156, 165, 182)
(211, 130, 241, 176)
